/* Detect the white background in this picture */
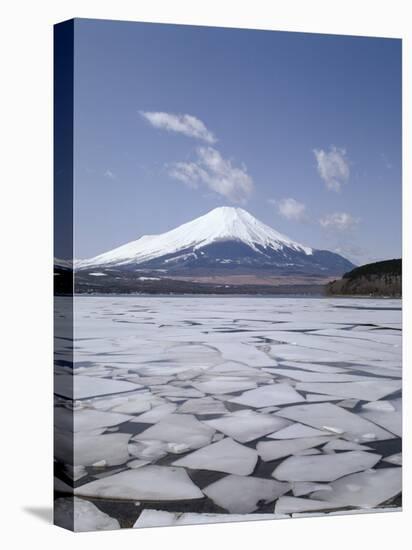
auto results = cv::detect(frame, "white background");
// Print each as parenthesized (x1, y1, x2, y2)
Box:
(0, 1, 410, 548)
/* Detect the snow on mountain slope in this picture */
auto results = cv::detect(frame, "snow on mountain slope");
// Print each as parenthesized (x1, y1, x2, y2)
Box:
(78, 207, 313, 269)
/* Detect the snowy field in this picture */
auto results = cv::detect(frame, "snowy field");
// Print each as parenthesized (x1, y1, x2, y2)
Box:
(54, 296, 402, 531)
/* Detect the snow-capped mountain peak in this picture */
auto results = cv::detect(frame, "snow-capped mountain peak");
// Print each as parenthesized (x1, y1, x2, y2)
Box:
(78, 207, 312, 268)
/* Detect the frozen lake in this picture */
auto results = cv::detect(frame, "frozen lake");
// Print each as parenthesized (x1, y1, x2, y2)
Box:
(54, 296, 402, 531)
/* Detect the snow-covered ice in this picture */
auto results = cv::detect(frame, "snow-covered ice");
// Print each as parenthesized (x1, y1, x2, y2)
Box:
(54, 295, 402, 529)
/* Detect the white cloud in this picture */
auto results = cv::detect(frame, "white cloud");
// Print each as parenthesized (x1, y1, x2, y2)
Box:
(313, 146, 350, 191)
(169, 146, 254, 203)
(319, 212, 359, 231)
(104, 169, 116, 180)
(140, 111, 216, 143)
(269, 197, 307, 221)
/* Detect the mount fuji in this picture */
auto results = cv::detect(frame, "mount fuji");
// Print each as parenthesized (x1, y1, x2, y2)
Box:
(77, 207, 355, 278)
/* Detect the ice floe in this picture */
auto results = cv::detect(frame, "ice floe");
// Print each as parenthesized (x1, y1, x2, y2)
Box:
(295, 380, 401, 402)
(276, 403, 395, 441)
(257, 437, 331, 462)
(204, 410, 291, 442)
(74, 465, 204, 500)
(133, 509, 279, 528)
(133, 414, 215, 451)
(54, 497, 120, 531)
(228, 383, 305, 408)
(203, 474, 290, 513)
(268, 423, 330, 439)
(173, 437, 258, 475)
(55, 374, 139, 400)
(311, 468, 401, 508)
(272, 451, 381, 482)
(274, 496, 336, 514)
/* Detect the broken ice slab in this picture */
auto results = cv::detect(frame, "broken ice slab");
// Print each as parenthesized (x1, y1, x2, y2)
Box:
(128, 440, 168, 461)
(274, 496, 337, 514)
(268, 369, 364, 383)
(130, 403, 177, 423)
(133, 509, 280, 528)
(276, 403, 396, 442)
(360, 401, 402, 437)
(276, 362, 346, 374)
(203, 474, 290, 513)
(172, 437, 258, 475)
(55, 374, 140, 399)
(228, 383, 305, 408)
(211, 342, 277, 367)
(322, 440, 372, 453)
(54, 497, 120, 531)
(110, 393, 166, 414)
(56, 432, 131, 467)
(304, 394, 345, 403)
(153, 387, 205, 398)
(295, 380, 401, 402)
(257, 436, 331, 462)
(361, 401, 396, 412)
(292, 482, 332, 497)
(55, 407, 133, 433)
(272, 451, 381, 482)
(311, 468, 402, 508)
(383, 453, 402, 466)
(267, 423, 330, 439)
(74, 465, 204, 501)
(192, 377, 258, 395)
(177, 397, 228, 415)
(294, 449, 322, 456)
(133, 414, 215, 451)
(204, 410, 291, 443)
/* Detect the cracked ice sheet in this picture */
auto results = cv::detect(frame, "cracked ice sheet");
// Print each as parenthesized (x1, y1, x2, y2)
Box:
(311, 468, 402, 508)
(172, 437, 258, 475)
(203, 474, 290, 513)
(133, 510, 280, 528)
(228, 383, 305, 408)
(276, 403, 395, 442)
(133, 414, 215, 451)
(75, 465, 204, 501)
(54, 374, 141, 399)
(273, 451, 381, 482)
(295, 380, 401, 402)
(257, 436, 332, 462)
(204, 410, 292, 442)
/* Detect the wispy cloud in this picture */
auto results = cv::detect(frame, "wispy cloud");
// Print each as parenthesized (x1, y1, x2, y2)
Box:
(319, 212, 359, 231)
(169, 146, 254, 203)
(313, 146, 350, 192)
(104, 169, 116, 180)
(269, 197, 307, 222)
(140, 111, 216, 143)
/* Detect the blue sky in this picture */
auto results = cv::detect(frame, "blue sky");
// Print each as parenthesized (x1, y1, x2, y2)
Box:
(73, 19, 401, 264)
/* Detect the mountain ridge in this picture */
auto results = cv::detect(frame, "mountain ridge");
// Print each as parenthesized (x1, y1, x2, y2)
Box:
(77, 207, 354, 277)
